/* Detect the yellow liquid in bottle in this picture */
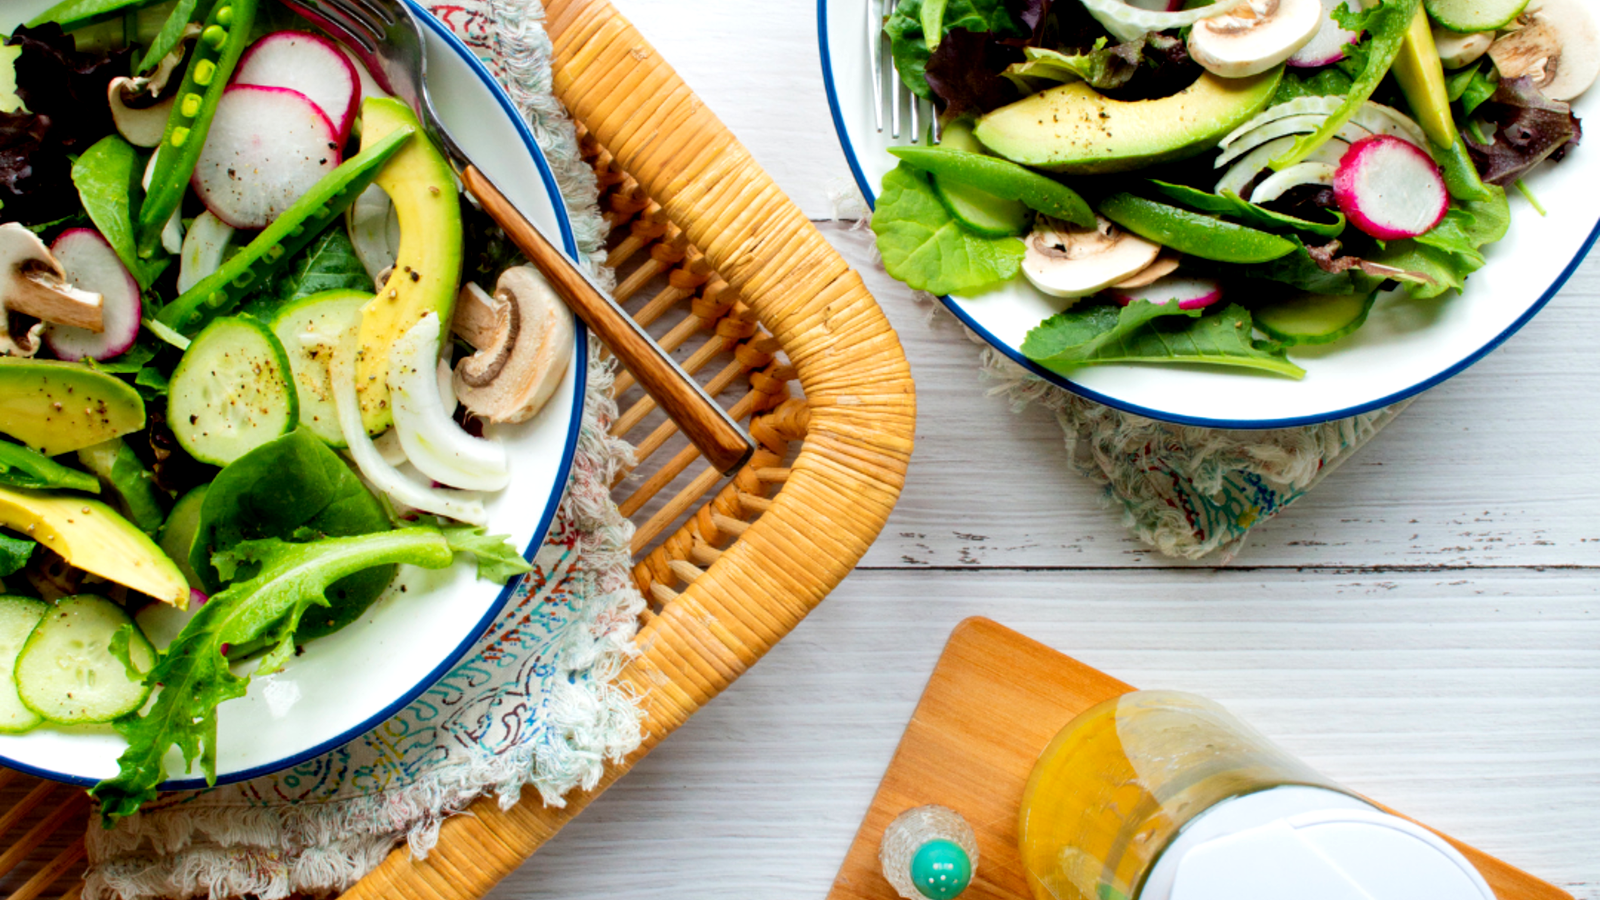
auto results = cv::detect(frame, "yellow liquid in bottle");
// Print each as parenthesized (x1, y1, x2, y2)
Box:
(1016, 691, 1347, 900)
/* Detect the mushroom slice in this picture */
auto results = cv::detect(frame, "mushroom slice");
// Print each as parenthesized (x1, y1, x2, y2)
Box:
(108, 77, 176, 149)
(1489, 0, 1600, 102)
(0, 223, 103, 357)
(452, 267, 576, 424)
(1112, 252, 1183, 290)
(1022, 216, 1163, 300)
(1433, 25, 1494, 70)
(1189, 0, 1326, 79)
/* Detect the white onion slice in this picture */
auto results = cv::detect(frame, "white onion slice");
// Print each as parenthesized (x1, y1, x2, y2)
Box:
(1080, 0, 1252, 42)
(389, 313, 510, 492)
(177, 210, 234, 294)
(1252, 162, 1339, 203)
(325, 326, 487, 525)
(1216, 136, 1349, 197)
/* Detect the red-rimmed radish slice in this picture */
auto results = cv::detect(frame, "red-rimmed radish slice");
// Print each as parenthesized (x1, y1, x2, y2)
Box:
(1289, 0, 1365, 67)
(338, 46, 383, 104)
(44, 229, 141, 362)
(1334, 134, 1449, 240)
(192, 85, 342, 230)
(1108, 275, 1224, 311)
(233, 31, 360, 140)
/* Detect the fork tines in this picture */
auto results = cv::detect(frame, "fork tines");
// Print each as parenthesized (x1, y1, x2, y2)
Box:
(871, 0, 937, 143)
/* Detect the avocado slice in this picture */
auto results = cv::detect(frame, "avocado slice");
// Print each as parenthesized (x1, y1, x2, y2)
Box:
(354, 98, 464, 433)
(0, 483, 188, 606)
(974, 69, 1284, 174)
(0, 359, 145, 457)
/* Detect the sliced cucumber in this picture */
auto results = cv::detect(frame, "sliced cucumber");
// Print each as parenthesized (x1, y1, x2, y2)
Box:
(269, 290, 372, 447)
(932, 121, 1033, 238)
(1425, 0, 1529, 33)
(1255, 292, 1377, 346)
(158, 484, 208, 590)
(15, 595, 155, 725)
(0, 596, 48, 733)
(169, 316, 299, 466)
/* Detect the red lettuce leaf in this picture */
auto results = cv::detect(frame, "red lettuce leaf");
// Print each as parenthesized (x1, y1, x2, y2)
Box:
(924, 28, 1024, 120)
(1464, 76, 1582, 186)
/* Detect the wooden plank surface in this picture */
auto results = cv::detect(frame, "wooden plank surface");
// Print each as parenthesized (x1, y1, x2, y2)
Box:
(826, 617, 1570, 900)
(479, 2, 1600, 898)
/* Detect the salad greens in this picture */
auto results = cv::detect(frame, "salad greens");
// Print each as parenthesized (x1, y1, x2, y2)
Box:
(72, 135, 168, 290)
(1022, 301, 1305, 378)
(0, 440, 101, 492)
(0, 533, 33, 578)
(872, 163, 1026, 294)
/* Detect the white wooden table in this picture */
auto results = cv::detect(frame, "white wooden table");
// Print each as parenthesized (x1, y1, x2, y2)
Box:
(489, 3, 1600, 897)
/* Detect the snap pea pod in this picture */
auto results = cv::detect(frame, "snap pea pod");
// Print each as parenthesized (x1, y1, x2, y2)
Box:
(157, 125, 416, 334)
(1098, 193, 1298, 265)
(25, 0, 168, 30)
(135, 0, 259, 258)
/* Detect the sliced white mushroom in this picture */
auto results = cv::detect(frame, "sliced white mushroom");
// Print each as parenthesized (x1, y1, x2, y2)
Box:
(1021, 216, 1163, 300)
(108, 78, 176, 149)
(1488, 0, 1600, 101)
(1251, 162, 1339, 204)
(142, 151, 183, 254)
(1188, 0, 1325, 79)
(177, 210, 234, 294)
(452, 267, 575, 424)
(1111, 252, 1182, 290)
(0, 223, 104, 357)
(1433, 25, 1494, 69)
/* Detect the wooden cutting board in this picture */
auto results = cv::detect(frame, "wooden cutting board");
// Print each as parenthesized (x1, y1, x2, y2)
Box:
(827, 617, 1571, 900)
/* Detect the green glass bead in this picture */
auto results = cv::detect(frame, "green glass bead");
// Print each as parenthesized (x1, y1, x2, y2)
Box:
(910, 840, 971, 900)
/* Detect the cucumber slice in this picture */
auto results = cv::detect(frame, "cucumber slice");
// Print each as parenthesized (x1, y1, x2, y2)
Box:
(269, 290, 372, 447)
(0, 596, 48, 733)
(169, 316, 299, 466)
(1255, 292, 1377, 346)
(932, 122, 1033, 238)
(1425, 0, 1529, 33)
(15, 594, 155, 725)
(158, 484, 208, 590)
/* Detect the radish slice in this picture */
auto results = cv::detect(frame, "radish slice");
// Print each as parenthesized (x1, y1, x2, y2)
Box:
(233, 31, 360, 141)
(178, 210, 235, 294)
(1334, 134, 1449, 240)
(1253, 162, 1338, 203)
(338, 47, 383, 105)
(192, 85, 342, 230)
(1108, 275, 1224, 311)
(44, 229, 141, 362)
(1289, 0, 1364, 67)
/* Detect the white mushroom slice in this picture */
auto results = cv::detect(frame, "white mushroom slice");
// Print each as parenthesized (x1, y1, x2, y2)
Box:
(1021, 216, 1162, 300)
(108, 78, 176, 149)
(1433, 25, 1494, 69)
(1217, 136, 1350, 197)
(1488, 0, 1600, 102)
(1251, 162, 1339, 204)
(1111, 252, 1183, 290)
(0, 223, 104, 357)
(452, 267, 575, 424)
(1188, 0, 1325, 79)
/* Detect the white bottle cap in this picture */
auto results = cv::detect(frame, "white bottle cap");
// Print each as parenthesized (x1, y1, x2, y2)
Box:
(1139, 786, 1495, 900)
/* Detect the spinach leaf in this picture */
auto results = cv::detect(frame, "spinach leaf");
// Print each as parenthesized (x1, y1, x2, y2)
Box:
(884, 0, 1026, 100)
(872, 163, 1025, 295)
(190, 429, 395, 639)
(1023, 301, 1305, 378)
(441, 526, 533, 584)
(72, 135, 170, 290)
(92, 528, 456, 822)
(137, 0, 201, 74)
(0, 440, 98, 493)
(0, 533, 33, 577)
(1148, 180, 1346, 239)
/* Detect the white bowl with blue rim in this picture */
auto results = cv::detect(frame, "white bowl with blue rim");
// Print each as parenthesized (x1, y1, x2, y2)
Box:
(819, 0, 1600, 428)
(0, 0, 585, 789)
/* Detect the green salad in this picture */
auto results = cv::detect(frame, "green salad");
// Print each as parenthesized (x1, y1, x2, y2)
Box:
(0, 0, 574, 822)
(871, 0, 1590, 378)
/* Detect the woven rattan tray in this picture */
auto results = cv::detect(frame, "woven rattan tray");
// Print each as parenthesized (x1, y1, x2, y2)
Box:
(0, 0, 915, 895)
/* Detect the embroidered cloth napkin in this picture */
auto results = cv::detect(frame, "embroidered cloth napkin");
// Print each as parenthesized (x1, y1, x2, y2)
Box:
(84, 4, 645, 897)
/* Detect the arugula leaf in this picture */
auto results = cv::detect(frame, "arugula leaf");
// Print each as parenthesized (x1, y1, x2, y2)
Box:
(91, 528, 456, 822)
(71, 135, 169, 290)
(268, 226, 374, 305)
(0, 440, 98, 493)
(442, 526, 534, 584)
(0, 533, 34, 577)
(883, 0, 1027, 100)
(1022, 301, 1305, 378)
(872, 164, 1025, 295)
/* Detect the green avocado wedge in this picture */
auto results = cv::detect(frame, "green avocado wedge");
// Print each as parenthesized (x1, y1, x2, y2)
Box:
(0, 359, 145, 457)
(974, 68, 1283, 174)
(1098, 194, 1298, 265)
(887, 146, 1095, 228)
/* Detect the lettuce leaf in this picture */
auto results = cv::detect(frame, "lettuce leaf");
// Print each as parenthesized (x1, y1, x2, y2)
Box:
(1463, 77, 1583, 187)
(871, 163, 1025, 295)
(91, 528, 457, 823)
(442, 526, 534, 584)
(1372, 185, 1509, 298)
(0, 534, 33, 578)
(1000, 40, 1141, 93)
(72, 136, 171, 291)
(1022, 301, 1305, 378)
(883, 0, 1027, 101)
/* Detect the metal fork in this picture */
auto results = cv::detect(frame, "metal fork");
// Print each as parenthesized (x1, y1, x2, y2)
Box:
(282, 0, 755, 475)
(869, 0, 939, 143)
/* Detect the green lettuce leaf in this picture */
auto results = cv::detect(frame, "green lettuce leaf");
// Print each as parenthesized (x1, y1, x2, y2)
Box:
(1374, 185, 1509, 298)
(442, 526, 534, 584)
(71, 135, 169, 290)
(0, 533, 34, 577)
(91, 528, 457, 823)
(1001, 40, 1141, 93)
(883, 0, 1025, 100)
(872, 164, 1025, 295)
(1022, 301, 1305, 379)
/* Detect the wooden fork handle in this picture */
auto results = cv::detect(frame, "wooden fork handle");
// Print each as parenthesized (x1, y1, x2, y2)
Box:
(460, 165, 755, 475)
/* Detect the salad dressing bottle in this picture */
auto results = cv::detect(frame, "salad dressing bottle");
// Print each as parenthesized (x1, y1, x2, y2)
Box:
(1017, 691, 1497, 900)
